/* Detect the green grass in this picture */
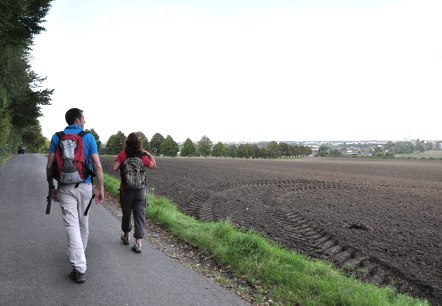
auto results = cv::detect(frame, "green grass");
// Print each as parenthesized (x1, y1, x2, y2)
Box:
(103, 174, 429, 306)
(0, 150, 13, 166)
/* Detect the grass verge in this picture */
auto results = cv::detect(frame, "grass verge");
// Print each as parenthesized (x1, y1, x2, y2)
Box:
(0, 150, 13, 166)
(103, 174, 428, 306)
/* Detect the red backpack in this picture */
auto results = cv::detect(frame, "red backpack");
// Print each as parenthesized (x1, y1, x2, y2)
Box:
(53, 131, 92, 185)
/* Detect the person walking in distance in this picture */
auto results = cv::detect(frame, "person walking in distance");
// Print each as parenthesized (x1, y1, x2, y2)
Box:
(112, 132, 156, 253)
(46, 108, 105, 283)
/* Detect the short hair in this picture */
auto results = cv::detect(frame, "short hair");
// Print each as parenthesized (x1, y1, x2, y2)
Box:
(65, 108, 83, 125)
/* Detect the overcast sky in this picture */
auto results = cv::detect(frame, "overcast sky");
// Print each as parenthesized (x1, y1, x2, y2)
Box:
(31, 0, 442, 144)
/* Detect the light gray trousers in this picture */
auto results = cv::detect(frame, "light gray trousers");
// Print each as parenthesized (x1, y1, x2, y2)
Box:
(58, 183, 93, 273)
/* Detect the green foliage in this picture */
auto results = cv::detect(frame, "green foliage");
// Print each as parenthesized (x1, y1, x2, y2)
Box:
(86, 128, 102, 151)
(9, 71, 53, 130)
(266, 141, 280, 158)
(300, 145, 312, 156)
(385, 150, 395, 158)
(0, 0, 52, 48)
(237, 143, 251, 158)
(180, 138, 196, 157)
(103, 173, 120, 198)
(211, 142, 225, 157)
(227, 144, 237, 158)
(21, 122, 46, 152)
(197, 135, 212, 157)
(0, 148, 13, 166)
(0, 0, 53, 152)
(0, 87, 11, 148)
(250, 143, 262, 159)
(278, 142, 290, 157)
(150, 133, 164, 156)
(160, 135, 179, 157)
(105, 131, 126, 155)
(317, 146, 327, 157)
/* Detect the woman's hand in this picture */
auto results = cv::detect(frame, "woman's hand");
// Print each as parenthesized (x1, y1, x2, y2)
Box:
(142, 150, 152, 158)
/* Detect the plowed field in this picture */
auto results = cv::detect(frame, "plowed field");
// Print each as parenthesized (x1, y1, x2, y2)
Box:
(102, 157, 441, 305)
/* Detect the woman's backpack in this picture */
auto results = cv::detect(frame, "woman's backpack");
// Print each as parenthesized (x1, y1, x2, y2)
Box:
(121, 157, 146, 190)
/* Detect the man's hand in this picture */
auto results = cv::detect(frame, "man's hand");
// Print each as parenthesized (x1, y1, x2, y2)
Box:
(51, 188, 59, 202)
(95, 189, 104, 204)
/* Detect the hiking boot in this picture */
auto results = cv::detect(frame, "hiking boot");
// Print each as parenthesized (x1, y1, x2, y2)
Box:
(132, 242, 142, 253)
(69, 268, 86, 283)
(121, 234, 130, 245)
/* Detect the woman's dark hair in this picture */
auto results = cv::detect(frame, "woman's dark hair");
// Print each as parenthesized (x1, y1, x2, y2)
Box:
(125, 132, 142, 158)
(65, 108, 83, 125)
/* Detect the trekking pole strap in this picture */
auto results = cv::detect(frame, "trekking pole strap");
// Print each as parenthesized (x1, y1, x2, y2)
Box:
(84, 193, 95, 216)
(84, 177, 95, 216)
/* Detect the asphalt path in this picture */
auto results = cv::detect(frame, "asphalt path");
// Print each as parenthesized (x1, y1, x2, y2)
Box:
(0, 154, 249, 306)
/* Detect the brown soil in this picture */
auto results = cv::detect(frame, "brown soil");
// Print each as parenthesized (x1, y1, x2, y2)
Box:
(102, 157, 442, 305)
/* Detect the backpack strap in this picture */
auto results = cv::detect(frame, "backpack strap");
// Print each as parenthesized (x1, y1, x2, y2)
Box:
(55, 131, 64, 140)
(78, 131, 95, 178)
(56, 130, 87, 138)
(78, 130, 89, 137)
(77, 130, 96, 213)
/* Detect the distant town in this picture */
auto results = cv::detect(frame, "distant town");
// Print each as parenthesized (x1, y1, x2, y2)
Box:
(223, 139, 442, 158)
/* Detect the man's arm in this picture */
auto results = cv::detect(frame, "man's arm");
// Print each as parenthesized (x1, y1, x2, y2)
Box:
(91, 153, 104, 203)
(46, 153, 58, 202)
(46, 153, 55, 180)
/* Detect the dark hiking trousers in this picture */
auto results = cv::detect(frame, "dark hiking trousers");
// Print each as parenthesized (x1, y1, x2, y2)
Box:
(121, 188, 147, 239)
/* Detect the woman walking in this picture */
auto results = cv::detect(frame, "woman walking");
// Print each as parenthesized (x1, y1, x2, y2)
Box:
(112, 132, 156, 253)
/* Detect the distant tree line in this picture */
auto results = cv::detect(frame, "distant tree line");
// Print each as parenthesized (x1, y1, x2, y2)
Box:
(0, 1, 54, 153)
(102, 131, 313, 159)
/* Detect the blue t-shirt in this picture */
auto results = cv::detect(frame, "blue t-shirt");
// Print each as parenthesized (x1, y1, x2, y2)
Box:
(50, 125, 98, 184)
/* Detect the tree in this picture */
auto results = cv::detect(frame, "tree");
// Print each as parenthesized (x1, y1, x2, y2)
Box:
(150, 133, 164, 156)
(0, 0, 52, 48)
(317, 145, 330, 157)
(197, 135, 212, 157)
(21, 122, 45, 152)
(9, 71, 53, 130)
(0, 87, 11, 148)
(300, 145, 312, 157)
(250, 144, 262, 159)
(237, 143, 251, 158)
(266, 141, 280, 158)
(161, 135, 179, 157)
(181, 138, 196, 157)
(211, 142, 225, 157)
(278, 142, 291, 158)
(227, 144, 237, 158)
(105, 131, 126, 155)
(86, 128, 102, 151)
(0, 1, 53, 151)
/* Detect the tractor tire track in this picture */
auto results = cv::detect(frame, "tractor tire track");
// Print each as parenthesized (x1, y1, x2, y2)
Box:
(183, 179, 434, 301)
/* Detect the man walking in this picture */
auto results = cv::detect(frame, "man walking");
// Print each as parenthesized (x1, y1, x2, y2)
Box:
(46, 108, 104, 283)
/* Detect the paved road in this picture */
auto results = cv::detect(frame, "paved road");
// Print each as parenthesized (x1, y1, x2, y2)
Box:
(0, 154, 249, 306)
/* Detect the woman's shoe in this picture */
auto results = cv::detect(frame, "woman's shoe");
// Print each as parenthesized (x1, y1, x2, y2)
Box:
(121, 234, 130, 245)
(132, 242, 141, 253)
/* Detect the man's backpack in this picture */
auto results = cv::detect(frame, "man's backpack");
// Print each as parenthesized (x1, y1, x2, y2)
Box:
(121, 156, 146, 190)
(53, 131, 92, 184)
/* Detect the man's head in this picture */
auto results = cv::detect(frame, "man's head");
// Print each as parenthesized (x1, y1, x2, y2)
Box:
(65, 108, 85, 128)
